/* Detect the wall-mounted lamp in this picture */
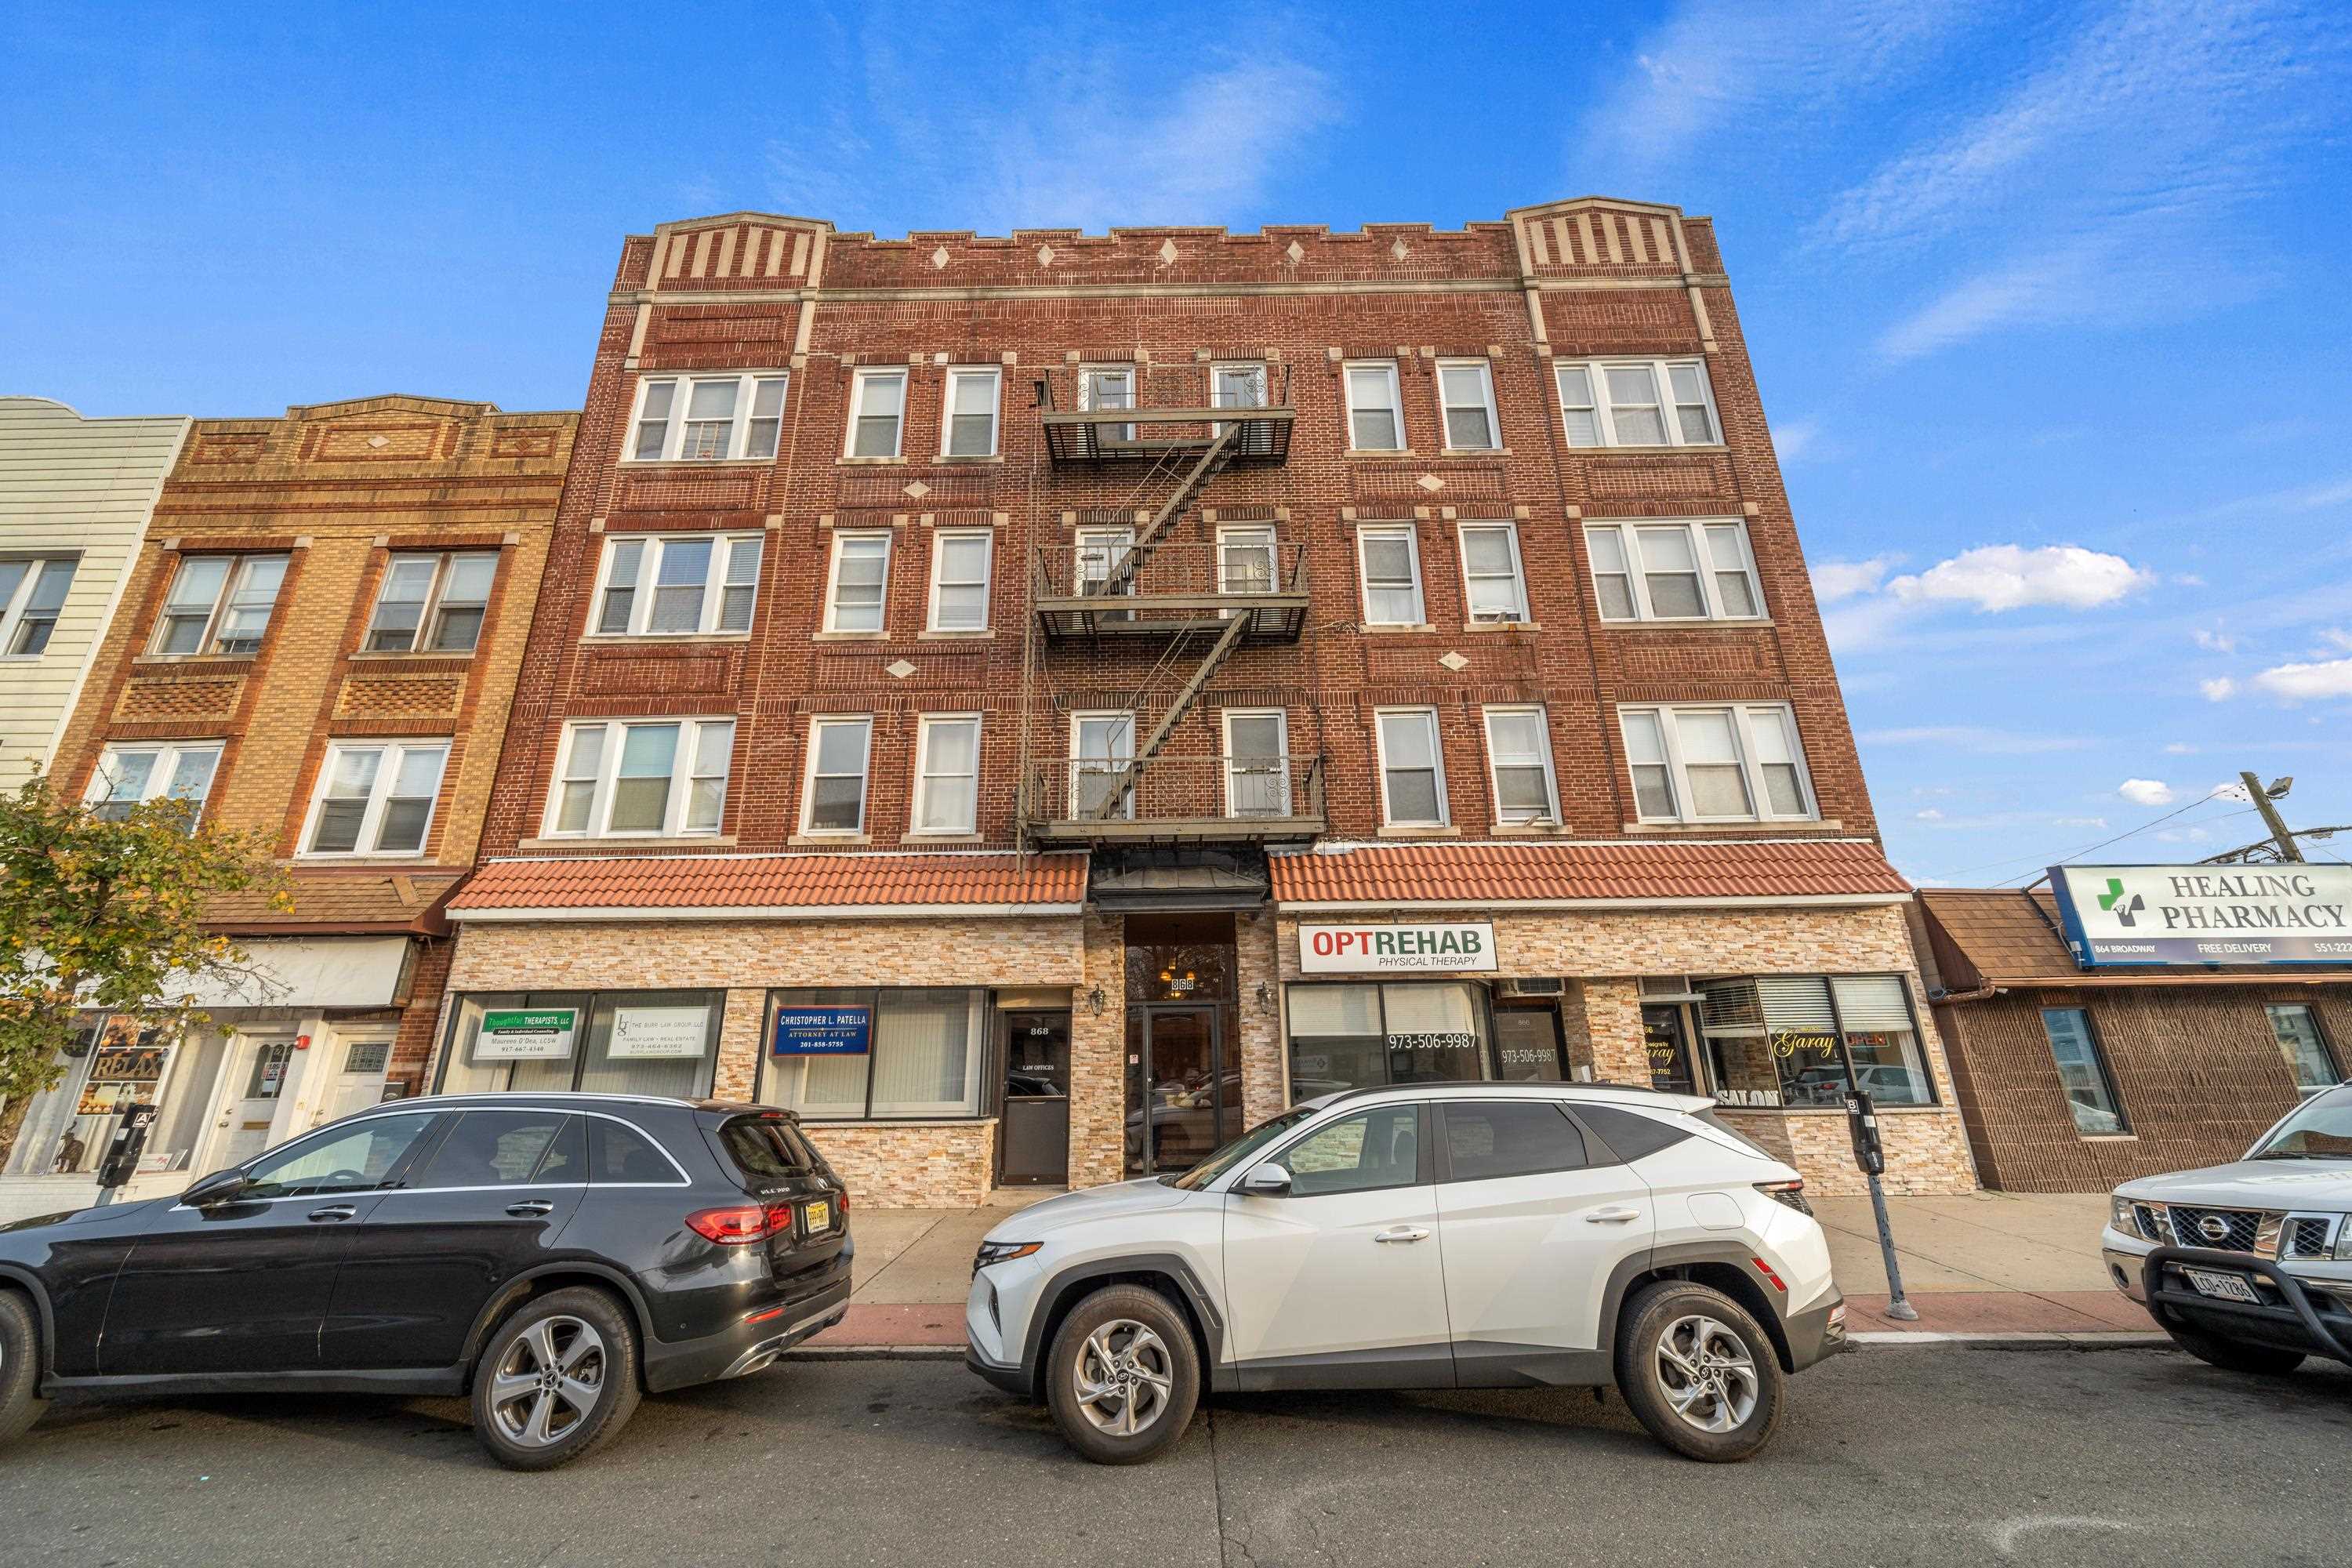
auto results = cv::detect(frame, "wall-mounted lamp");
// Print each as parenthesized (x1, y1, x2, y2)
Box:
(1086, 985, 1106, 1016)
(1255, 982, 1273, 1011)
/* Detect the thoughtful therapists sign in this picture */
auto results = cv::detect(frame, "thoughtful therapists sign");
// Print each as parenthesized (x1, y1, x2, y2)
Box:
(1299, 922, 1498, 974)
(2049, 864, 2352, 967)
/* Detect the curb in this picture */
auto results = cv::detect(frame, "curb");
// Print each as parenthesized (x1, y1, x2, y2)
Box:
(1849, 1330, 2169, 1348)
(789, 1344, 966, 1360)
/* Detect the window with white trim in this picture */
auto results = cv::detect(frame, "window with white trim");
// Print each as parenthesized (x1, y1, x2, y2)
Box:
(300, 740, 449, 856)
(913, 714, 980, 834)
(941, 367, 1001, 457)
(366, 551, 499, 652)
(545, 718, 735, 838)
(0, 556, 78, 657)
(1555, 359, 1720, 448)
(1077, 365, 1134, 443)
(592, 533, 762, 637)
(1357, 524, 1424, 626)
(846, 368, 907, 458)
(1344, 362, 1406, 451)
(628, 372, 789, 461)
(1618, 704, 1815, 823)
(1436, 359, 1500, 450)
(1223, 709, 1290, 818)
(1483, 706, 1559, 824)
(927, 530, 993, 631)
(824, 531, 891, 632)
(1457, 522, 1528, 622)
(150, 554, 289, 655)
(86, 742, 222, 825)
(1375, 708, 1447, 826)
(801, 717, 873, 834)
(1584, 520, 1762, 621)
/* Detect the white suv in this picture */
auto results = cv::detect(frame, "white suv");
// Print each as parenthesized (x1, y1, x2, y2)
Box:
(966, 1083, 1846, 1465)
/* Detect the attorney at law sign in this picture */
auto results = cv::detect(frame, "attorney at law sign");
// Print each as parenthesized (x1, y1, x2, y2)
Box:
(1299, 922, 1498, 974)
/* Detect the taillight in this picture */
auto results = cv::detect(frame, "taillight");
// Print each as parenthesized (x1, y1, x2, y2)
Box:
(1755, 1180, 1813, 1216)
(686, 1203, 792, 1243)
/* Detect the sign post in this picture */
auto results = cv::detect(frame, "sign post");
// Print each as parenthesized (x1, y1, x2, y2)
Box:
(93, 1102, 160, 1208)
(1845, 1090, 1917, 1321)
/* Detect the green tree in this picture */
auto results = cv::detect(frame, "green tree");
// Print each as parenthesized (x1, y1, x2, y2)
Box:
(0, 774, 291, 1164)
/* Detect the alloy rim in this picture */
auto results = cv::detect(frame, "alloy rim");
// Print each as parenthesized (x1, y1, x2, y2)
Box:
(1073, 1319, 1174, 1437)
(489, 1315, 607, 1448)
(1654, 1313, 1759, 1433)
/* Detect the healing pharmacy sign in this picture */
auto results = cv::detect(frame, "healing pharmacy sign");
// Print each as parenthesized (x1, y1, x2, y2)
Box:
(2049, 864, 2352, 967)
(1298, 922, 1498, 974)
(476, 1008, 579, 1060)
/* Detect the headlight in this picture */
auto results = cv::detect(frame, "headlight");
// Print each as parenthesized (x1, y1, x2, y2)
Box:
(972, 1240, 1041, 1275)
(2110, 1194, 2138, 1235)
(2336, 1218, 2352, 1262)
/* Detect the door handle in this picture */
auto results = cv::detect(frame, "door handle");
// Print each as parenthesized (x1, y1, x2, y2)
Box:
(1373, 1226, 1431, 1244)
(308, 1204, 358, 1222)
(505, 1199, 556, 1217)
(1586, 1207, 1642, 1224)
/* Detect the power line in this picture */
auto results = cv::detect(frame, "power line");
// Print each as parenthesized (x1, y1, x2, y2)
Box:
(1924, 794, 2238, 885)
(1992, 803, 2261, 887)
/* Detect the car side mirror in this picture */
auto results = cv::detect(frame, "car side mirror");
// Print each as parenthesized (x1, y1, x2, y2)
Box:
(182, 1168, 251, 1207)
(1238, 1163, 1292, 1197)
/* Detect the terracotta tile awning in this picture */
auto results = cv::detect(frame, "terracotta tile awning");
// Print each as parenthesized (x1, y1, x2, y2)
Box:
(448, 851, 1090, 920)
(1269, 838, 1911, 908)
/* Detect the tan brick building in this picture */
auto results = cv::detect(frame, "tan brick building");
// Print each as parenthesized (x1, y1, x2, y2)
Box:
(4, 396, 575, 1200)
(438, 198, 1973, 1204)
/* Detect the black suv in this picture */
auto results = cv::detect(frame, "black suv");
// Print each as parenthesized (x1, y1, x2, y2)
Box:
(0, 1094, 851, 1469)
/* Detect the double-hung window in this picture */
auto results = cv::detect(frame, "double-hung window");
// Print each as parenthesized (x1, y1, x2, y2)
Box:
(1436, 359, 1500, 451)
(628, 372, 789, 461)
(846, 368, 906, 458)
(913, 714, 981, 834)
(927, 529, 993, 631)
(801, 717, 873, 834)
(1357, 525, 1425, 626)
(1077, 366, 1134, 445)
(1619, 704, 1815, 823)
(0, 557, 78, 656)
(546, 718, 735, 838)
(301, 740, 449, 856)
(941, 368, 1001, 457)
(1483, 706, 1559, 824)
(1457, 522, 1528, 622)
(1223, 709, 1290, 818)
(366, 551, 499, 652)
(824, 531, 891, 632)
(1070, 713, 1134, 820)
(2041, 1007, 2127, 1134)
(86, 742, 222, 826)
(1376, 708, 1447, 827)
(1345, 362, 1406, 452)
(151, 554, 289, 655)
(1585, 520, 1762, 621)
(1555, 359, 1721, 448)
(2268, 1004, 2340, 1094)
(593, 533, 763, 636)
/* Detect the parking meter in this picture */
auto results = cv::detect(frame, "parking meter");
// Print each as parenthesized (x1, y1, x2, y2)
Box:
(96, 1102, 159, 1192)
(1842, 1090, 1885, 1178)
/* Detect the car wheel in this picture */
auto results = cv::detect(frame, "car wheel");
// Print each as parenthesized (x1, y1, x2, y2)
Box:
(0, 1290, 45, 1448)
(2161, 1320, 2307, 1376)
(470, 1287, 643, 1472)
(1044, 1284, 1200, 1465)
(1614, 1280, 1785, 1463)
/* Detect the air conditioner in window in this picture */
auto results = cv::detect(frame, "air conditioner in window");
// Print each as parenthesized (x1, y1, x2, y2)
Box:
(1498, 978, 1566, 997)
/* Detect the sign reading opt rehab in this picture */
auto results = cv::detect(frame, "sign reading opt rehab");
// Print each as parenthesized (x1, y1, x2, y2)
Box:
(1298, 922, 1498, 974)
(771, 1005, 873, 1055)
(2049, 864, 2352, 967)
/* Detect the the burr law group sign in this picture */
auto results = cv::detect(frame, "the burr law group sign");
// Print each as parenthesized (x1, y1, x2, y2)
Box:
(2050, 864, 2352, 967)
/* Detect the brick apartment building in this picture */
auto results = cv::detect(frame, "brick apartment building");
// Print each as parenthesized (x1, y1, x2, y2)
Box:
(437, 198, 1975, 1203)
(2, 397, 576, 1199)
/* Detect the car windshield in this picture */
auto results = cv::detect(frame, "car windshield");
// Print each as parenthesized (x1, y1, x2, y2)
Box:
(2249, 1087, 2352, 1160)
(1168, 1105, 1319, 1191)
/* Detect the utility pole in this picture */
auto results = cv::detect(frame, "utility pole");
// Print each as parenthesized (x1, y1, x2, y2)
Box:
(2244, 771, 2304, 862)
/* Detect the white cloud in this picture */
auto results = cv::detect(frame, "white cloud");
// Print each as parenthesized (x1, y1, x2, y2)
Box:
(1915, 808, 1944, 822)
(2118, 778, 2176, 806)
(2201, 677, 2239, 701)
(1859, 725, 2095, 755)
(2053, 817, 2110, 829)
(1886, 545, 2154, 612)
(2163, 742, 2197, 754)
(2192, 627, 2235, 653)
(2251, 657, 2352, 702)
(1811, 554, 1898, 604)
(1773, 417, 1822, 464)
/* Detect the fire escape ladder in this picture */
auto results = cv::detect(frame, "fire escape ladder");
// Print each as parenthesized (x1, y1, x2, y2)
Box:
(1087, 611, 1253, 821)
(1105, 425, 1237, 595)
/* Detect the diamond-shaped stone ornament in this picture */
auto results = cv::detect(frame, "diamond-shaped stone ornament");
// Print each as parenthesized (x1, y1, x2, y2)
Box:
(1439, 652, 1469, 673)
(1391, 238, 1410, 260)
(902, 481, 931, 499)
(1158, 239, 1179, 265)
(367, 435, 390, 448)
(885, 659, 916, 680)
(1036, 245, 1054, 267)
(1285, 241, 1305, 263)
(1416, 473, 1445, 492)
(930, 246, 949, 270)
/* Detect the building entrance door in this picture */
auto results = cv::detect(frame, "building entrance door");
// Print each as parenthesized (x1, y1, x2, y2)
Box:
(999, 1011, 1072, 1184)
(1127, 1006, 1227, 1175)
(1641, 1004, 1700, 1095)
(198, 1032, 296, 1173)
(316, 1033, 396, 1130)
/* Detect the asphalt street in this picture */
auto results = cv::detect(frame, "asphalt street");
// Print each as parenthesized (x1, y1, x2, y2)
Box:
(3, 1345, 2347, 1567)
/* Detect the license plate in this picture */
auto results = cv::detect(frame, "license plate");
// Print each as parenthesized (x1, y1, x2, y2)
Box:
(803, 1200, 830, 1232)
(2182, 1267, 2259, 1304)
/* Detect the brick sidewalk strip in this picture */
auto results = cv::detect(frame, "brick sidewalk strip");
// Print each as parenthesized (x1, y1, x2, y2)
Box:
(1841, 1290, 2154, 1335)
(807, 1304, 968, 1348)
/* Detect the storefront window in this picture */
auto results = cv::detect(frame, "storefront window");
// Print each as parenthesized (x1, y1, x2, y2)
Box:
(1286, 982, 1492, 1095)
(2041, 1007, 2127, 1134)
(435, 991, 722, 1099)
(2267, 1004, 2341, 1094)
(1697, 975, 1934, 1109)
(759, 989, 987, 1120)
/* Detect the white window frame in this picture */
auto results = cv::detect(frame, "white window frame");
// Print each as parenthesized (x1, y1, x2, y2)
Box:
(912, 713, 982, 835)
(1436, 358, 1501, 452)
(1356, 524, 1425, 626)
(1076, 365, 1135, 445)
(1343, 361, 1406, 452)
(1617, 703, 1817, 824)
(925, 528, 994, 632)
(1481, 706, 1560, 826)
(800, 716, 875, 836)
(1069, 711, 1135, 822)
(1553, 358, 1722, 448)
(541, 717, 737, 840)
(85, 741, 223, 823)
(364, 550, 500, 653)
(1374, 707, 1449, 828)
(822, 530, 893, 633)
(623, 372, 790, 462)
(0, 554, 80, 659)
(844, 368, 908, 459)
(148, 554, 289, 657)
(296, 740, 450, 858)
(1584, 519, 1764, 622)
(1221, 707, 1290, 819)
(588, 532, 764, 638)
(939, 366, 1003, 458)
(1456, 521, 1530, 623)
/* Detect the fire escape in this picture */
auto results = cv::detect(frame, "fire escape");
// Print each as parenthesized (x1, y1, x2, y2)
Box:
(1017, 363, 1323, 909)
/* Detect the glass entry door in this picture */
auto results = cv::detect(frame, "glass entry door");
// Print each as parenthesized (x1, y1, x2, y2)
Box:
(1127, 1006, 1226, 1175)
(1000, 1011, 1071, 1184)
(1642, 1004, 1700, 1095)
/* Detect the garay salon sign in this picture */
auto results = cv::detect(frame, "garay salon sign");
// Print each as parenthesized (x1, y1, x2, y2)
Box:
(1298, 922, 1498, 974)
(2050, 864, 2352, 967)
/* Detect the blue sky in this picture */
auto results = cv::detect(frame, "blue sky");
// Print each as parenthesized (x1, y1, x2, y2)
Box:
(6, 0, 2350, 884)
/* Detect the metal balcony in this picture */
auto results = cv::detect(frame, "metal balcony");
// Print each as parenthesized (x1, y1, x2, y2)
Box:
(1033, 540, 1308, 643)
(1018, 755, 1326, 846)
(1034, 364, 1294, 466)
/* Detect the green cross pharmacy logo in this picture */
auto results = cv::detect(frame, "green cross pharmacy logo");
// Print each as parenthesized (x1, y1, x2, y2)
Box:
(2096, 877, 2147, 927)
